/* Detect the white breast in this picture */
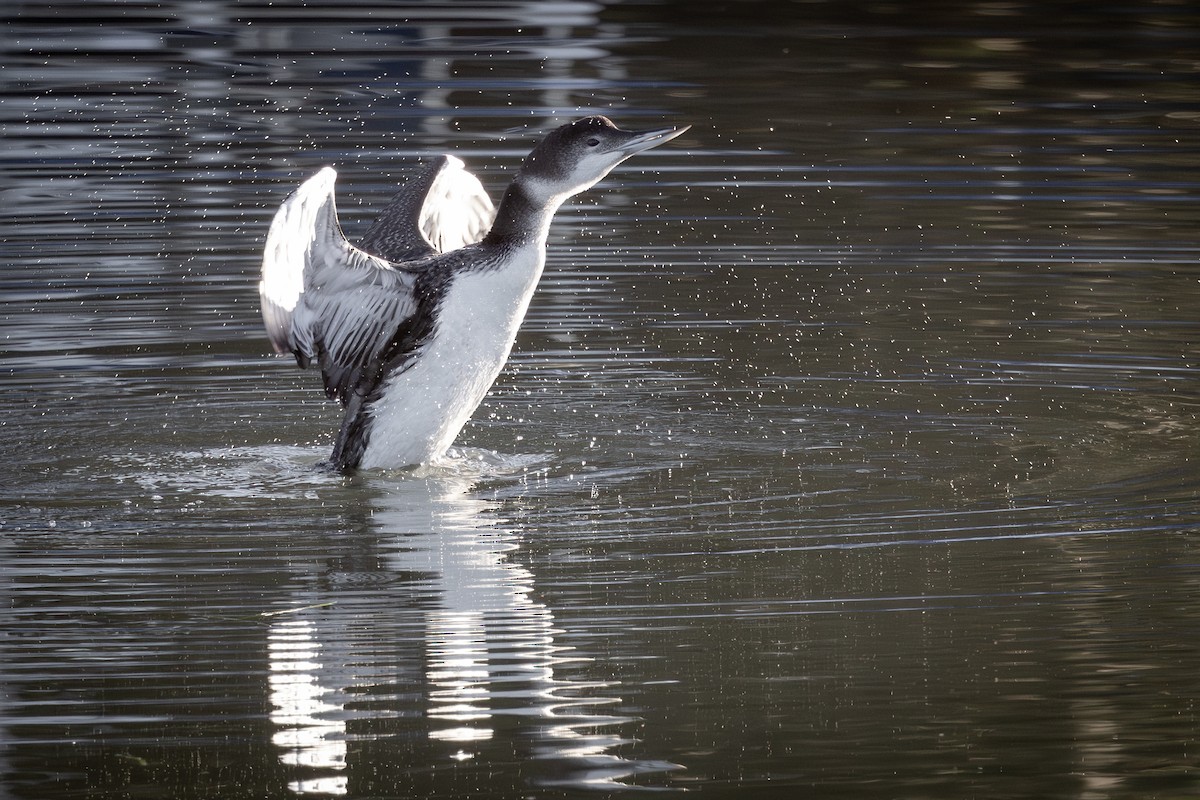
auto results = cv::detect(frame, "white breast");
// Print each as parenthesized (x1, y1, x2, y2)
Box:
(357, 249, 544, 469)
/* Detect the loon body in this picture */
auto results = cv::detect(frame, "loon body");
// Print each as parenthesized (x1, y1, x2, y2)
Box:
(259, 116, 689, 471)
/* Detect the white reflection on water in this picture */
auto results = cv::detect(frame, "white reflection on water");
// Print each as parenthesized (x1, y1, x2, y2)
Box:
(268, 618, 350, 796)
(256, 453, 675, 794)
(372, 465, 664, 786)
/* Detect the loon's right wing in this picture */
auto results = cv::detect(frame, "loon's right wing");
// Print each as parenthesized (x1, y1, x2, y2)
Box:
(359, 155, 495, 262)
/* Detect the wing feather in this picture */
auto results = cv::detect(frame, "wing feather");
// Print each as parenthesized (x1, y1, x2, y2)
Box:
(419, 154, 496, 253)
(259, 167, 426, 405)
(359, 155, 494, 261)
(260, 166, 337, 356)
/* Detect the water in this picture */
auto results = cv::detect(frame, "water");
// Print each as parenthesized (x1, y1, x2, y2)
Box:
(2, 1, 1198, 797)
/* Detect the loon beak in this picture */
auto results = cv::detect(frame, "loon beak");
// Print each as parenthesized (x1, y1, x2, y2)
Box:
(613, 124, 691, 157)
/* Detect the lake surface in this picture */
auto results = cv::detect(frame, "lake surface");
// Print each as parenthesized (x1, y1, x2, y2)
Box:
(2, 1, 1198, 798)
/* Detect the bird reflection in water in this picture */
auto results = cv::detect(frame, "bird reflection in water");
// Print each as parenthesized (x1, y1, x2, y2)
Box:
(269, 617, 350, 795)
(267, 466, 675, 794)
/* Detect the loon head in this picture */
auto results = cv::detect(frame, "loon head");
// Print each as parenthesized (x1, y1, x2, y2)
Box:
(516, 115, 690, 202)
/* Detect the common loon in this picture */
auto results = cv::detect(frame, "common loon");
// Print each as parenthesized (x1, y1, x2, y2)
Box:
(259, 115, 689, 471)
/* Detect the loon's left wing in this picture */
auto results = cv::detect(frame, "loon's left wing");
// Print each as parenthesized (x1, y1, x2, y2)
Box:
(259, 167, 425, 405)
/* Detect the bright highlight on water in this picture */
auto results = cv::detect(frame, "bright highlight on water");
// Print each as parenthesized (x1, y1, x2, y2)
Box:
(259, 116, 689, 471)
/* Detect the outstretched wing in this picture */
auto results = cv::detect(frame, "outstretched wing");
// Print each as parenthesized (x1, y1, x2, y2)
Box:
(358, 155, 495, 262)
(259, 166, 426, 405)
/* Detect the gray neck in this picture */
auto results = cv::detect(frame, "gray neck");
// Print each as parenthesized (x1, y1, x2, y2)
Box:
(482, 179, 563, 250)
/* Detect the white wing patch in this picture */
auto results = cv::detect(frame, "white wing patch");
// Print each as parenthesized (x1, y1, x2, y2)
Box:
(259, 166, 339, 355)
(419, 155, 495, 254)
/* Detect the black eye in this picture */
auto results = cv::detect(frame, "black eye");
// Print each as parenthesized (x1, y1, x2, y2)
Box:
(586, 138, 600, 147)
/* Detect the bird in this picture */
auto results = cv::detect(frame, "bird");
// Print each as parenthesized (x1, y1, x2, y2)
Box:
(259, 115, 690, 471)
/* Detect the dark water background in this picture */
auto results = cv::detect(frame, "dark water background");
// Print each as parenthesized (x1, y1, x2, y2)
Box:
(2, 1, 1198, 798)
